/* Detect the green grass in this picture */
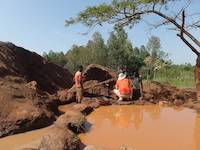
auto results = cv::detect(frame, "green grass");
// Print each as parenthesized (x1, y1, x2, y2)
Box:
(153, 77, 195, 88)
(152, 66, 195, 88)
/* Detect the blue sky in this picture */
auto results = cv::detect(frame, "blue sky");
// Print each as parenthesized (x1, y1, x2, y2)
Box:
(0, 0, 199, 65)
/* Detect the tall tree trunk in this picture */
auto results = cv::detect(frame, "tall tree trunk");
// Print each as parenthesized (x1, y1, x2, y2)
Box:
(195, 55, 200, 101)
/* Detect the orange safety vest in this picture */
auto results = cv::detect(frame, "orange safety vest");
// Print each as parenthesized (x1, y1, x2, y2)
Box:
(115, 78, 131, 95)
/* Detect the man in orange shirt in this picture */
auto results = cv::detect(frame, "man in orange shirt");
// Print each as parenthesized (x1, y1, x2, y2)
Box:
(114, 72, 132, 102)
(74, 65, 84, 103)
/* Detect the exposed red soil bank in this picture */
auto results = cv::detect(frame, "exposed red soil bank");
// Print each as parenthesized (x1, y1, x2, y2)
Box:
(0, 42, 73, 137)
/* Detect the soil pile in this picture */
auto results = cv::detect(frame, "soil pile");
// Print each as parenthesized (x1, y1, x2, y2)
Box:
(58, 64, 117, 104)
(142, 81, 197, 105)
(83, 64, 116, 82)
(0, 42, 73, 137)
(0, 42, 73, 93)
(83, 64, 117, 98)
(60, 64, 196, 106)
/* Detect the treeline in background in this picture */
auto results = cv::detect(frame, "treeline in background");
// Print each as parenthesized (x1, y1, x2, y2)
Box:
(43, 27, 194, 88)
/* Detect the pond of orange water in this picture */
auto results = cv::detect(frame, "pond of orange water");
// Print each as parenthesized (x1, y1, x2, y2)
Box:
(79, 105, 200, 150)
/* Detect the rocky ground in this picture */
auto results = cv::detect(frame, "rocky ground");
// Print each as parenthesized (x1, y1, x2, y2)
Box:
(0, 42, 199, 150)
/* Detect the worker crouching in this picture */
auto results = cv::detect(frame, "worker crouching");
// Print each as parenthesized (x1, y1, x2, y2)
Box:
(113, 72, 132, 102)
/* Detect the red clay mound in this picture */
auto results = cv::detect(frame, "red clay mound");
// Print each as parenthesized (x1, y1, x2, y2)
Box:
(58, 64, 117, 104)
(0, 42, 73, 137)
(143, 81, 196, 104)
(0, 42, 73, 93)
(83, 64, 117, 98)
(83, 64, 117, 82)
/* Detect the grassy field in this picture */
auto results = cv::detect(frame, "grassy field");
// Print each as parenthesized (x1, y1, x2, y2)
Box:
(152, 65, 195, 88)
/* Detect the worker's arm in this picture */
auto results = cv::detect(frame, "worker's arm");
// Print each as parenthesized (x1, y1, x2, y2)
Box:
(115, 80, 119, 89)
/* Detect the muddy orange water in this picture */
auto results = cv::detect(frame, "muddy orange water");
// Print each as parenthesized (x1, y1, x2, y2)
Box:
(0, 105, 199, 150)
(79, 105, 200, 150)
(0, 126, 50, 150)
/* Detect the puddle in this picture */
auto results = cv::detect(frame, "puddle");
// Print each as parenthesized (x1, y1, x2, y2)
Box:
(79, 105, 200, 150)
(0, 126, 50, 150)
(0, 105, 199, 150)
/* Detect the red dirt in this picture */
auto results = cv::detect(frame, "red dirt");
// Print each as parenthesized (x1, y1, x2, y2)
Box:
(0, 42, 73, 93)
(0, 42, 73, 137)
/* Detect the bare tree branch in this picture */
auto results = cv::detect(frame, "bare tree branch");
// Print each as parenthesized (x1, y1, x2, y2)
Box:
(186, 20, 200, 29)
(180, 11, 185, 37)
(177, 33, 199, 56)
(148, 10, 200, 49)
(117, 7, 200, 52)
(173, 0, 191, 21)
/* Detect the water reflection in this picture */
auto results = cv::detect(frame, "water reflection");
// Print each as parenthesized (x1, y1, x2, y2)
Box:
(80, 105, 200, 150)
(88, 105, 162, 130)
(194, 116, 200, 150)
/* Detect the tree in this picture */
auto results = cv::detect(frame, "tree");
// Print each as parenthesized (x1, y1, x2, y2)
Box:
(107, 28, 125, 69)
(133, 47, 140, 56)
(133, 45, 150, 67)
(147, 36, 168, 61)
(147, 36, 161, 59)
(65, 32, 108, 72)
(87, 32, 108, 66)
(65, 45, 90, 73)
(144, 56, 154, 79)
(65, 0, 200, 100)
(139, 45, 149, 60)
(43, 50, 67, 67)
(107, 32, 116, 68)
(107, 27, 138, 71)
(144, 36, 169, 79)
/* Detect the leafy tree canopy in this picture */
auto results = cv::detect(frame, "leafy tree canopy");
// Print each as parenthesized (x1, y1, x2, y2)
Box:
(65, 0, 200, 58)
(65, 0, 180, 29)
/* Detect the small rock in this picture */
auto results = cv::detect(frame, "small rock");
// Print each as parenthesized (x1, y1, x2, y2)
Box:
(55, 110, 86, 133)
(38, 126, 80, 150)
(25, 81, 38, 90)
(73, 104, 93, 115)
